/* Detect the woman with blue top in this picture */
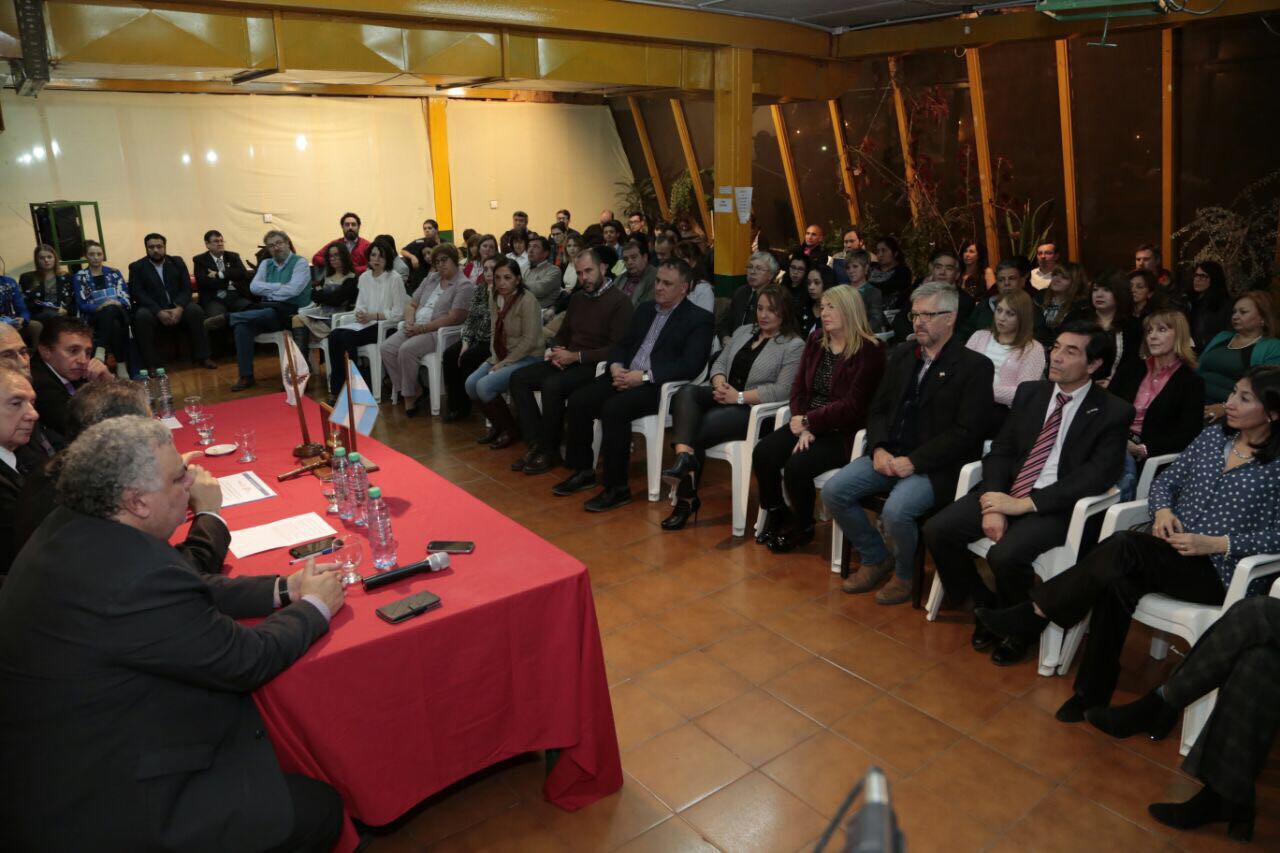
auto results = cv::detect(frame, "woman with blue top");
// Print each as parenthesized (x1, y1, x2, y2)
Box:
(72, 240, 132, 368)
(973, 365, 1280, 725)
(1199, 290, 1280, 423)
(0, 273, 31, 336)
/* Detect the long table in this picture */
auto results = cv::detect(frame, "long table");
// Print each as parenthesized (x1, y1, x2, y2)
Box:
(170, 394, 622, 851)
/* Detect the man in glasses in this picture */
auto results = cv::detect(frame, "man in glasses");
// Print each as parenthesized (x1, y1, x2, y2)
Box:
(822, 282, 993, 605)
(716, 252, 780, 347)
(230, 230, 312, 392)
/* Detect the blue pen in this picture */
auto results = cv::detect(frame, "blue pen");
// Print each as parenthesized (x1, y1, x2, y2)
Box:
(289, 546, 337, 565)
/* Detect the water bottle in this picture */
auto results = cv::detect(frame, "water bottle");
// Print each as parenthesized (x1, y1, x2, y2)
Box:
(153, 368, 175, 419)
(346, 452, 369, 526)
(367, 487, 398, 570)
(136, 369, 153, 410)
(331, 448, 352, 520)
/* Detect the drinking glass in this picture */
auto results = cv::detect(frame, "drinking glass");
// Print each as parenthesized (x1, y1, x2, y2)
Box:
(183, 395, 204, 423)
(327, 421, 344, 451)
(322, 481, 339, 515)
(193, 413, 215, 446)
(234, 427, 256, 463)
(335, 540, 364, 587)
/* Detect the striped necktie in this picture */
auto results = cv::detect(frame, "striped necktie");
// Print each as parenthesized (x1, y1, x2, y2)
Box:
(1010, 392, 1071, 498)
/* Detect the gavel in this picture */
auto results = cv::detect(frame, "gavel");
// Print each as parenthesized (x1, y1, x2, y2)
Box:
(276, 453, 331, 482)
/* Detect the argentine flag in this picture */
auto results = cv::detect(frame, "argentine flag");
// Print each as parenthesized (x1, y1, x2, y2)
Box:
(331, 368, 380, 436)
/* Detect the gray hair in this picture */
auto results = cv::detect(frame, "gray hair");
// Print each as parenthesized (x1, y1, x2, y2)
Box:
(56, 416, 173, 519)
(263, 229, 290, 247)
(67, 379, 151, 439)
(748, 251, 779, 275)
(910, 281, 959, 313)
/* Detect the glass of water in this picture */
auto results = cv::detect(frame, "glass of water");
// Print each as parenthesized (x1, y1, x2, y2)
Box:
(183, 395, 204, 422)
(234, 427, 256, 463)
(335, 539, 364, 587)
(322, 481, 339, 515)
(193, 413, 215, 446)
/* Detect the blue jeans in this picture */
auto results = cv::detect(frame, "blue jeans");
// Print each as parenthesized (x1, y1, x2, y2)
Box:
(230, 306, 286, 379)
(465, 356, 540, 402)
(1117, 452, 1138, 502)
(821, 454, 935, 580)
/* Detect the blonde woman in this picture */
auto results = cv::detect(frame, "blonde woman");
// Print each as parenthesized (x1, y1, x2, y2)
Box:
(966, 288, 1046, 437)
(753, 285, 886, 552)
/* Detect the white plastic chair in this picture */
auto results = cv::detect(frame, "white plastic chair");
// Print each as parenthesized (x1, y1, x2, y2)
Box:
(924, 458, 1121, 677)
(320, 313, 398, 403)
(704, 401, 788, 536)
(394, 324, 462, 416)
(1135, 453, 1179, 501)
(1056, 498, 1280, 755)
(587, 362, 687, 502)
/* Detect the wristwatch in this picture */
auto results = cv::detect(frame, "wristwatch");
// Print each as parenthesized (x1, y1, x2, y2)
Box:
(800, 415, 810, 429)
(642, 371, 652, 383)
(277, 576, 291, 607)
(737, 391, 746, 405)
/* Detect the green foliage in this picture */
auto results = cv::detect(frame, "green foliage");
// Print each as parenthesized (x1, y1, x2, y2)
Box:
(1003, 199, 1056, 262)
(668, 168, 714, 218)
(1173, 169, 1279, 293)
(614, 177, 659, 223)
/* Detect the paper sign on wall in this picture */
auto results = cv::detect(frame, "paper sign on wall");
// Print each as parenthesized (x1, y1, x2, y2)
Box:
(718, 186, 732, 195)
(734, 186, 753, 225)
(713, 197, 733, 214)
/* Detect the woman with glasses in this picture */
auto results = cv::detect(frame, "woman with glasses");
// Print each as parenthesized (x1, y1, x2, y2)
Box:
(294, 242, 357, 349)
(1184, 261, 1233, 352)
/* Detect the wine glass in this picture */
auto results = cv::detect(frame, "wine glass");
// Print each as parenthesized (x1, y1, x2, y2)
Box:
(183, 395, 204, 424)
(322, 481, 339, 515)
(334, 540, 364, 587)
(234, 427, 256, 463)
(193, 413, 215, 447)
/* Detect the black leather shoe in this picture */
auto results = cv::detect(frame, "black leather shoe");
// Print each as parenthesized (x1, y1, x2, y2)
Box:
(767, 524, 815, 554)
(1148, 786, 1254, 841)
(552, 470, 597, 496)
(661, 497, 701, 531)
(231, 376, 256, 392)
(1054, 693, 1092, 723)
(523, 451, 562, 476)
(511, 449, 536, 472)
(584, 486, 633, 513)
(990, 635, 1034, 666)
(442, 404, 469, 423)
(756, 507, 791, 545)
(1085, 690, 1180, 740)
(971, 624, 1000, 652)
(661, 452, 699, 486)
(975, 602, 1048, 644)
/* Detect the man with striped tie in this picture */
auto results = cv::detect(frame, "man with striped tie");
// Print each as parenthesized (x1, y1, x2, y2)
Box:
(924, 322, 1133, 665)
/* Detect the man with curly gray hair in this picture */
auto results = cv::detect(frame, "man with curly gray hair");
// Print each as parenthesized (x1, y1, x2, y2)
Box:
(0, 415, 346, 851)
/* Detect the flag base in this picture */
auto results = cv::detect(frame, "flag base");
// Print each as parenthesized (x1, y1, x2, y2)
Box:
(293, 442, 325, 459)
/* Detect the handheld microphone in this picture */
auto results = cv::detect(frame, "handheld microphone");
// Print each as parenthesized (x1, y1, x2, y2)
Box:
(361, 552, 450, 591)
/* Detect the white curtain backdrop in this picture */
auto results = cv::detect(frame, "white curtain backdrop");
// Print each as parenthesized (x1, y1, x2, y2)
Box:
(446, 100, 634, 238)
(0, 90, 434, 275)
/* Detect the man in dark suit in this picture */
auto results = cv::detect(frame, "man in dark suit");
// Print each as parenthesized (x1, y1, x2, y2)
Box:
(924, 321, 1133, 664)
(0, 322, 63, 456)
(0, 365, 39, 578)
(128, 232, 216, 371)
(823, 282, 994, 606)
(555, 259, 714, 512)
(717, 251, 780, 345)
(0, 416, 345, 851)
(192, 228, 255, 328)
(31, 316, 111, 437)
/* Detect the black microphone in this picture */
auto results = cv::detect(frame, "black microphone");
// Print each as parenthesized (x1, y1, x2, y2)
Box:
(361, 552, 450, 591)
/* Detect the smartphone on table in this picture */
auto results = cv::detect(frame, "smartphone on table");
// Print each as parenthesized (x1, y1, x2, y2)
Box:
(289, 536, 338, 560)
(426, 540, 475, 555)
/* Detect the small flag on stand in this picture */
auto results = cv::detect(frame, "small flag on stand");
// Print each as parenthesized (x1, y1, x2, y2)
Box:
(280, 334, 311, 406)
(331, 367, 379, 436)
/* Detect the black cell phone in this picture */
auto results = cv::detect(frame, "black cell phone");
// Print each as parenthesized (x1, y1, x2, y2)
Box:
(427, 540, 475, 555)
(375, 590, 442, 624)
(289, 536, 338, 559)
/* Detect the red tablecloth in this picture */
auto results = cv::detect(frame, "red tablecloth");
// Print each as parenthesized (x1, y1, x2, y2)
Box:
(171, 394, 622, 851)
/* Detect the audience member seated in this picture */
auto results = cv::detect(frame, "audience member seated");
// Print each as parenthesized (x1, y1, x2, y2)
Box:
(32, 316, 111, 437)
(754, 285, 885, 553)
(400, 218, 440, 289)
(959, 240, 995, 299)
(717, 252, 779, 345)
(781, 253, 813, 318)
(18, 244, 75, 335)
(500, 210, 530, 255)
(553, 259, 713, 512)
(72, 240, 133, 373)
(672, 241, 715, 314)
(1184, 261, 1232, 352)
(869, 236, 912, 310)
(841, 249, 885, 333)
(0, 365, 39, 576)
(601, 221, 627, 266)
(442, 256, 496, 422)
(509, 249, 633, 476)
(561, 234, 587, 291)
(1034, 261, 1090, 346)
(554, 208, 580, 239)
(467, 259, 542, 449)
(616, 238, 657, 307)
(523, 236, 563, 312)
(1128, 268, 1160, 320)
(1086, 595, 1280, 842)
(324, 240, 408, 401)
(627, 211, 650, 239)
(464, 234, 500, 282)
(661, 285, 805, 530)
(0, 270, 31, 338)
(1109, 310, 1205, 500)
(887, 249, 973, 343)
(192, 229, 254, 329)
(962, 259, 1046, 341)
(228, 230, 312, 392)
(0, 325, 60, 460)
(1134, 242, 1173, 287)
(926, 323, 1131, 662)
(549, 222, 569, 267)
(379, 244, 473, 413)
(974, 366, 1280, 724)
(822, 283, 991, 604)
(1079, 270, 1141, 386)
(294, 241, 358, 350)
(801, 265, 835, 338)
(312, 211, 370, 274)
(0, 416, 346, 852)
(506, 230, 531, 276)
(795, 223, 828, 263)
(831, 227, 867, 284)
(1200, 290, 1280, 423)
(966, 289, 1047, 438)
(128, 232, 215, 372)
(582, 208, 613, 244)
(1029, 240, 1059, 291)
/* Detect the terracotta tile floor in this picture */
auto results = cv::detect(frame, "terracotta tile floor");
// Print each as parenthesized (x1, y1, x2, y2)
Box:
(171, 354, 1279, 851)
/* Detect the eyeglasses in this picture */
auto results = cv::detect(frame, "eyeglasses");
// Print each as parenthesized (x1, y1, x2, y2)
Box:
(1193, 272, 1210, 279)
(908, 310, 954, 323)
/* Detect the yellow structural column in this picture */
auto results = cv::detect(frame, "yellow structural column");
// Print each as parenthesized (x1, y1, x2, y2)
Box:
(964, 47, 1001, 265)
(771, 104, 807, 246)
(828, 99, 861, 228)
(1161, 28, 1177, 268)
(1054, 39, 1081, 263)
(670, 98, 713, 242)
(712, 46, 753, 297)
(424, 97, 454, 243)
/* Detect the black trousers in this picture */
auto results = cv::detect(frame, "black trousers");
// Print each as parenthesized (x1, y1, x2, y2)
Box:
(509, 360, 595, 453)
(327, 325, 379, 395)
(87, 304, 132, 365)
(564, 373, 659, 489)
(1165, 596, 1280, 805)
(751, 428, 846, 528)
(1032, 530, 1224, 705)
(442, 339, 491, 412)
(133, 304, 210, 368)
(924, 491, 1071, 609)
(263, 774, 345, 853)
(203, 293, 255, 321)
(668, 384, 754, 458)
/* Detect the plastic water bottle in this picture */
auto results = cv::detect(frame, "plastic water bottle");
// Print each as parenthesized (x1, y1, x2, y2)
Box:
(153, 368, 175, 419)
(367, 486, 398, 570)
(331, 448, 352, 520)
(136, 369, 153, 410)
(346, 452, 369, 526)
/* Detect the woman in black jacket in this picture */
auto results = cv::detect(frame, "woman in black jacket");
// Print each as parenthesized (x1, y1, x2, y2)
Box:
(1184, 261, 1232, 353)
(1108, 309, 1205, 500)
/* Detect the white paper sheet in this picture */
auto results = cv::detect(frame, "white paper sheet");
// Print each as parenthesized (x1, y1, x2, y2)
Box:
(218, 471, 277, 508)
(161, 416, 182, 429)
(229, 512, 337, 559)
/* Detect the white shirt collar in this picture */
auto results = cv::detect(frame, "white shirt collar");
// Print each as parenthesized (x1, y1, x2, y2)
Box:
(0, 446, 16, 471)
